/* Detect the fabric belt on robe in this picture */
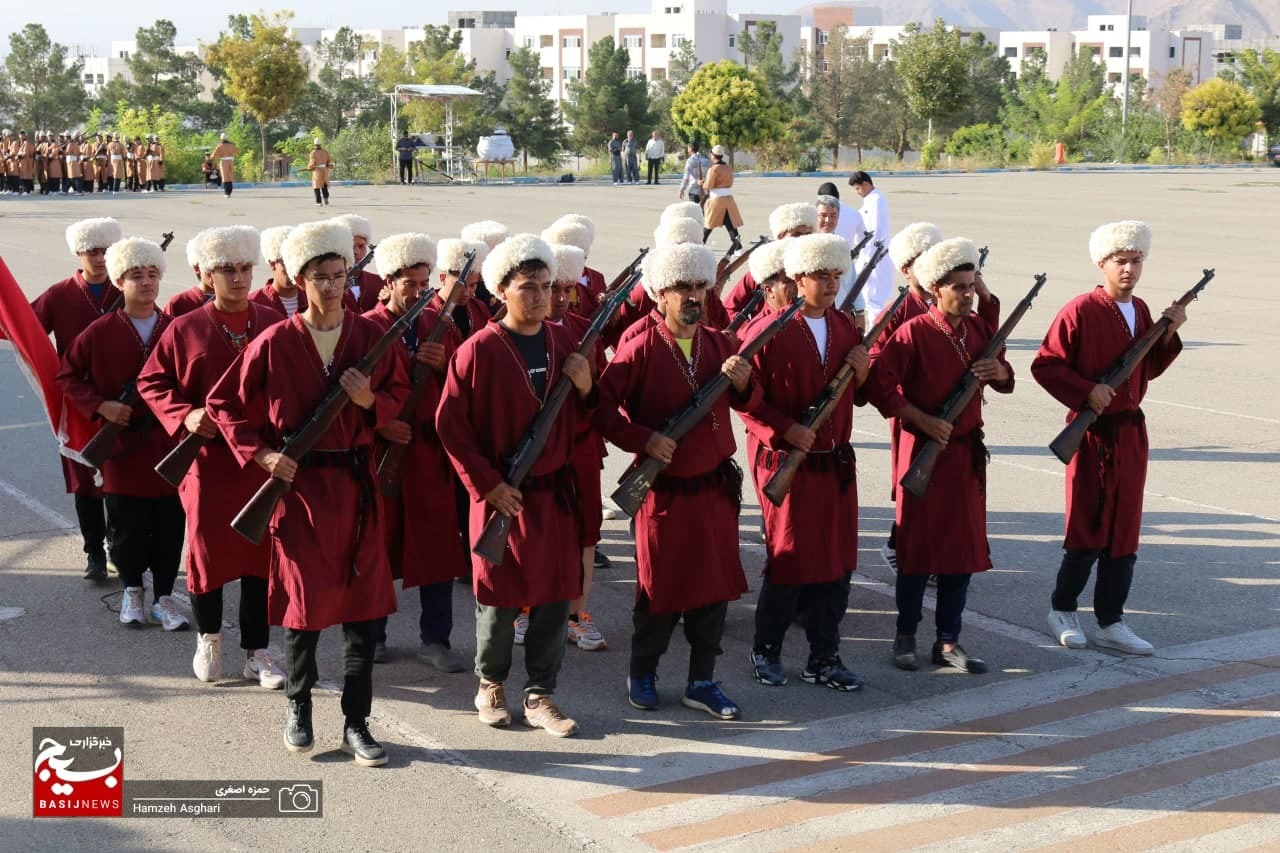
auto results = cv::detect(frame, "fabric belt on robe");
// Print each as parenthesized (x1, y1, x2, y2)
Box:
(1085, 408, 1145, 532)
(904, 426, 989, 496)
(652, 457, 743, 511)
(755, 442, 856, 494)
(519, 464, 578, 516)
(299, 447, 372, 579)
(709, 188, 733, 198)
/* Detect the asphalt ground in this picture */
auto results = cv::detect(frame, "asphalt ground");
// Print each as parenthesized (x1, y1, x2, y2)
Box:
(0, 169, 1277, 850)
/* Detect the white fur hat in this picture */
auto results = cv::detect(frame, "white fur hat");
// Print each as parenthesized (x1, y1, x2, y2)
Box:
(482, 233, 556, 289)
(749, 238, 791, 284)
(328, 213, 372, 241)
(1089, 220, 1151, 264)
(785, 233, 851, 278)
(661, 201, 704, 224)
(65, 217, 123, 255)
(653, 217, 704, 247)
(460, 220, 509, 249)
(106, 237, 166, 283)
(768, 202, 819, 239)
(437, 238, 488, 275)
(375, 233, 437, 278)
(550, 213, 595, 246)
(642, 242, 716, 301)
(542, 219, 592, 254)
(185, 233, 206, 271)
(260, 225, 292, 263)
(550, 243, 586, 284)
(196, 225, 261, 271)
(889, 222, 943, 269)
(281, 220, 355, 281)
(913, 237, 980, 290)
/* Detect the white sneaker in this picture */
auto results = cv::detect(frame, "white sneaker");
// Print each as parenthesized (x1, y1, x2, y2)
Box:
(193, 633, 222, 681)
(602, 503, 621, 521)
(880, 544, 898, 573)
(244, 649, 286, 689)
(567, 612, 608, 651)
(1094, 621, 1154, 656)
(1047, 610, 1088, 649)
(120, 587, 146, 626)
(151, 595, 190, 632)
(513, 610, 529, 646)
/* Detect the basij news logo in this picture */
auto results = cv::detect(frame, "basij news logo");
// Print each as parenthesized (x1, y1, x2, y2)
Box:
(33, 727, 124, 817)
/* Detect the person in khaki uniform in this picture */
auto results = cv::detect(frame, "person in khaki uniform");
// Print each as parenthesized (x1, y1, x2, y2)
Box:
(64, 134, 80, 193)
(305, 139, 332, 207)
(151, 136, 168, 191)
(107, 134, 127, 194)
(129, 137, 145, 192)
(700, 144, 743, 251)
(1, 130, 12, 194)
(79, 136, 95, 193)
(92, 134, 109, 191)
(16, 131, 35, 194)
(212, 134, 239, 197)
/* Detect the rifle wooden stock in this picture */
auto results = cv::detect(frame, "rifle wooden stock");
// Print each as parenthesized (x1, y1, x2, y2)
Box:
(763, 286, 909, 506)
(611, 296, 805, 517)
(849, 230, 875, 263)
(1048, 268, 1213, 464)
(725, 286, 766, 333)
(899, 274, 1047, 498)
(154, 432, 207, 487)
(79, 383, 141, 469)
(375, 250, 479, 495)
(472, 267, 642, 563)
(838, 242, 887, 314)
(230, 279, 438, 544)
(714, 236, 768, 293)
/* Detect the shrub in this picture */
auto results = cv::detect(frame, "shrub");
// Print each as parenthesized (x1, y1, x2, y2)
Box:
(919, 138, 943, 170)
(943, 123, 1007, 165)
(1028, 141, 1057, 170)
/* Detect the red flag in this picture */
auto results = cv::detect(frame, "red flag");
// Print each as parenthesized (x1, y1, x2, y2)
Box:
(0, 257, 96, 462)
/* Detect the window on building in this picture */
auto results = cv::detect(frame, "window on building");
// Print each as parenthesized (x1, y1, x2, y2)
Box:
(1083, 45, 1101, 57)
(118, 51, 129, 60)
(652, 34, 666, 48)
(1169, 46, 1176, 58)
(524, 37, 534, 48)
(626, 67, 644, 79)
(1130, 46, 1141, 57)
(1107, 24, 1115, 31)
(83, 73, 93, 84)
(728, 34, 735, 48)
(817, 31, 829, 46)
(540, 35, 553, 48)
(623, 34, 642, 49)
(458, 17, 475, 28)
(1109, 46, 1124, 57)
(541, 66, 553, 80)
(1108, 72, 1121, 82)
(664, 6, 683, 12)
(651, 67, 666, 80)
(821, 60, 830, 72)
(873, 44, 888, 61)
(1004, 46, 1017, 58)
(671, 34, 686, 47)
(563, 67, 582, 80)
(1027, 46, 1045, 57)
(97, 74, 104, 84)
(563, 36, 581, 48)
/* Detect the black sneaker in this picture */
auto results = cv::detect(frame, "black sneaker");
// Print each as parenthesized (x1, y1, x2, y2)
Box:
(284, 700, 313, 753)
(932, 642, 988, 674)
(802, 656, 864, 691)
(593, 547, 611, 569)
(892, 635, 918, 671)
(750, 649, 787, 686)
(84, 552, 107, 581)
(342, 720, 388, 767)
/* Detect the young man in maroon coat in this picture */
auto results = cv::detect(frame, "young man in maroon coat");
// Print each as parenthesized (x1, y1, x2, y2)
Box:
(248, 225, 306, 320)
(205, 220, 408, 766)
(739, 234, 869, 691)
(163, 234, 216, 318)
(364, 233, 468, 672)
(595, 242, 762, 719)
(1032, 220, 1186, 656)
(136, 225, 287, 687)
(866, 237, 1014, 675)
(56, 237, 186, 631)
(32, 217, 123, 579)
(436, 233, 593, 738)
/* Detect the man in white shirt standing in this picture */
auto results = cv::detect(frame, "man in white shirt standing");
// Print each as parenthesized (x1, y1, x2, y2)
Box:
(849, 171, 892, 318)
(645, 131, 666, 185)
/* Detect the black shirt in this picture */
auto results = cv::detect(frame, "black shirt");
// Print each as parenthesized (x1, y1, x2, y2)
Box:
(503, 325, 548, 400)
(396, 137, 417, 162)
(451, 304, 472, 339)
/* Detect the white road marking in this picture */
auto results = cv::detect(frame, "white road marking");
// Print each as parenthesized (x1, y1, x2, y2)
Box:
(0, 477, 75, 529)
(1145, 397, 1280, 425)
(0, 420, 46, 432)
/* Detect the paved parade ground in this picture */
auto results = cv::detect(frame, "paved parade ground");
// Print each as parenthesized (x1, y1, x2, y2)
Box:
(1, 169, 1278, 850)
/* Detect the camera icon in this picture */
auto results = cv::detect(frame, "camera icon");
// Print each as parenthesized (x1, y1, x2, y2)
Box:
(278, 784, 319, 814)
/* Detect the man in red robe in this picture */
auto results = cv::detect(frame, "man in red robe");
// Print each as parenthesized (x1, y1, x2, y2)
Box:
(330, 214, 382, 313)
(205, 220, 408, 766)
(1032, 220, 1185, 656)
(594, 242, 762, 720)
(56, 237, 185, 630)
(437, 233, 592, 738)
(541, 219, 602, 319)
(32, 217, 123, 579)
(723, 201, 817, 321)
(364, 233, 468, 672)
(249, 225, 306, 320)
(739, 233, 869, 691)
(137, 225, 287, 687)
(866, 237, 1014, 675)
(164, 233, 215, 317)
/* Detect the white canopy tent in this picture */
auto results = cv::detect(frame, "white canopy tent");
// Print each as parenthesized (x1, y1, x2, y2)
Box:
(388, 83, 484, 183)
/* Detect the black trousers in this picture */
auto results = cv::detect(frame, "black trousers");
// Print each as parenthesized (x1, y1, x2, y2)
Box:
(399, 160, 413, 183)
(104, 494, 184, 601)
(896, 573, 971, 644)
(372, 579, 454, 647)
(285, 621, 376, 723)
(223, 181, 233, 197)
(631, 592, 727, 682)
(754, 572, 851, 663)
(74, 493, 108, 556)
(646, 159, 661, 184)
(703, 221, 741, 245)
(1051, 549, 1136, 628)
(191, 576, 270, 649)
(313, 186, 330, 204)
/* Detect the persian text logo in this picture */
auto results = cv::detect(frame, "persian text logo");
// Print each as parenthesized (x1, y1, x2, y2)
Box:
(33, 727, 124, 817)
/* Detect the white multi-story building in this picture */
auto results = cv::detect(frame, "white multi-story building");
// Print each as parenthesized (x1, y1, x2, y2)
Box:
(997, 30, 1076, 79)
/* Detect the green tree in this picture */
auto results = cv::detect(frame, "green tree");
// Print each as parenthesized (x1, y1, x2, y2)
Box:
(892, 19, 970, 140)
(301, 27, 380, 137)
(204, 12, 309, 177)
(1181, 77, 1262, 158)
(647, 40, 700, 144)
(129, 20, 203, 111)
(1223, 48, 1280, 138)
(0, 24, 88, 132)
(957, 33, 1011, 129)
(1151, 69, 1193, 158)
(803, 26, 864, 167)
(1001, 50, 1109, 149)
(739, 21, 799, 94)
(670, 60, 784, 162)
(563, 36, 651, 154)
(498, 47, 567, 170)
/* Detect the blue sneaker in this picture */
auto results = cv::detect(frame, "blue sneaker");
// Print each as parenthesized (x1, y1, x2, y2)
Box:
(682, 680, 740, 719)
(627, 672, 659, 710)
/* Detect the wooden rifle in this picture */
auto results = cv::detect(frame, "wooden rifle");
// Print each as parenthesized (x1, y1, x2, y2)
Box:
(849, 230, 875, 263)
(374, 250, 478, 495)
(714, 236, 768, 294)
(611, 296, 806, 517)
(838, 240, 887, 314)
(472, 264, 645, 563)
(229, 280, 437, 544)
(345, 245, 377, 292)
(762, 286, 910, 506)
(725, 286, 766, 333)
(899, 273, 1047, 498)
(1049, 269, 1212, 464)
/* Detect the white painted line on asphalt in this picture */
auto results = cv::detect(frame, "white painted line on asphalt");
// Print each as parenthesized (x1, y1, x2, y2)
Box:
(0, 606, 24, 621)
(0, 420, 45, 431)
(0, 477, 75, 530)
(1145, 397, 1280, 425)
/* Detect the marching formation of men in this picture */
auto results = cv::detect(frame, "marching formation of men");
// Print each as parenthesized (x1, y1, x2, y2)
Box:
(30, 190, 1193, 766)
(1, 131, 171, 195)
